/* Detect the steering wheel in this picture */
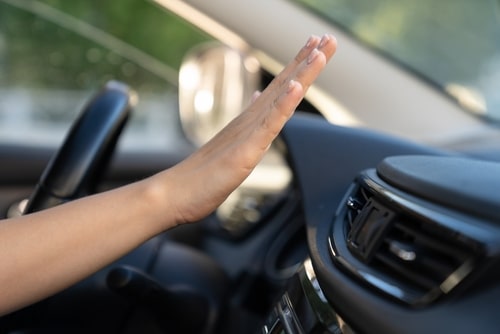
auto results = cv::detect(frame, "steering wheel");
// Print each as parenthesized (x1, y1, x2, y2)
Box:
(24, 81, 135, 214)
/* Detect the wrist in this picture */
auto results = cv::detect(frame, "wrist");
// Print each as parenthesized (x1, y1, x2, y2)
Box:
(143, 170, 182, 231)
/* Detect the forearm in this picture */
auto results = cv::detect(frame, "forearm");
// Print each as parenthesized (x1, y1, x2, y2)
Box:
(0, 33, 336, 316)
(0, 173, 173, 315)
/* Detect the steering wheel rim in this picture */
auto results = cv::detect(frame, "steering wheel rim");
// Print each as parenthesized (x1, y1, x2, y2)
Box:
(24, 81, 136, 214)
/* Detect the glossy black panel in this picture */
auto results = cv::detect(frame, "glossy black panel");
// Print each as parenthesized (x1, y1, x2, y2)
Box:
(377, 155, 500, 221)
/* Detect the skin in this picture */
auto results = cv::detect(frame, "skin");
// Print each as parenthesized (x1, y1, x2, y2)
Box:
(0, 34, 337, 315)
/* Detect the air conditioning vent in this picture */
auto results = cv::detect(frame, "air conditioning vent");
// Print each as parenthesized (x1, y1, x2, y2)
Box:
(330, 170, 484, 306)
(374, 217, 475, 299)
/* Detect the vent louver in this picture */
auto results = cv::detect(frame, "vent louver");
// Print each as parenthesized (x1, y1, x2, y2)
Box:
(332, 174, 483, 306)
(374, 217, 475, 300)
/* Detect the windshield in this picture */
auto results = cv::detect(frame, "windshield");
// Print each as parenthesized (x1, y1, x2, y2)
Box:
(294, 0, 500, 122)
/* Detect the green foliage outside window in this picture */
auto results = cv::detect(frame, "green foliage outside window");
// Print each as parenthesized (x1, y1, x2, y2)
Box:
(0, 0, 212, 92)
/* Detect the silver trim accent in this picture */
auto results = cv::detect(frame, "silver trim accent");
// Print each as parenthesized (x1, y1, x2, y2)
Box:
(300, 258, 356, 334)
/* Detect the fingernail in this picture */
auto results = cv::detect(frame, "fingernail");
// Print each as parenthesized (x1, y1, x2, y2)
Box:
(318, 34, 329, 49)
(307, 48, 319, 64)
(305, 36, 314, 48)
(287, 80, 296, 93)
(251, 90, 262, 102)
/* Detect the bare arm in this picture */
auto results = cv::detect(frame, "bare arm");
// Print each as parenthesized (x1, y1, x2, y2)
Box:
(0, 34, 336, 315)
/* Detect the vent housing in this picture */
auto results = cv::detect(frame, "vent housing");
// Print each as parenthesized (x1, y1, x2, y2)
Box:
(330, 167, 487, 307)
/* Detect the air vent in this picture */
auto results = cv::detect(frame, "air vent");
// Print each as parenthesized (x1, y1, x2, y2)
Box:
(331, 171, 484, 306)
(347, 196, 395, 262)
(373, 216, 476, 301)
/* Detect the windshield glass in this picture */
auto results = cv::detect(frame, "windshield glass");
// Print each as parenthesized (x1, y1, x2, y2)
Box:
(294, 0, 500, 122)
(0, 0, 211, 150)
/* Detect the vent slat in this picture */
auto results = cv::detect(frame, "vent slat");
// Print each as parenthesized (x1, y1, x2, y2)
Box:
(375, 252, 437, 290)
(382, 237, 456, 279)
(374, 219, 472, 296)
(393, 221, 469, 260)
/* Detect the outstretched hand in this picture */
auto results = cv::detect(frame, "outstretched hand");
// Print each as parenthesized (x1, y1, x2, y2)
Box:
(160, 34, 337, 225)
(0, 34, 336, 315)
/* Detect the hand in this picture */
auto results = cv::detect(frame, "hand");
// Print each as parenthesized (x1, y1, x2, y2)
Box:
(0, 34, 336, 314)
(160, 34, 337, 224)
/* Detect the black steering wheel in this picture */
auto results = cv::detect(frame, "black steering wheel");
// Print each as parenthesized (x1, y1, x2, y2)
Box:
(16, 80, 227, 334)
(24, 81, 135, 214)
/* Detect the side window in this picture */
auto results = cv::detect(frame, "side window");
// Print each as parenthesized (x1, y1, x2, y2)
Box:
(0, 0, 212, 150)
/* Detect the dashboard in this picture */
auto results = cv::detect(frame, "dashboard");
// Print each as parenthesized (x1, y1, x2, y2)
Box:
(262, 112, 500, 333)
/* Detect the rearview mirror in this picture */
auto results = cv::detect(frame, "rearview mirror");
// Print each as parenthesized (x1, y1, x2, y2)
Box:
(178, 42, 260, 145)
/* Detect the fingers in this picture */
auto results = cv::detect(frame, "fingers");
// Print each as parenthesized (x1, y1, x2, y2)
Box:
(298, 35, 322, 62)
(244, 34, 336, 150)
(254, 34, 336, 112)
(164, 33, 337, 224)
(256, 33, 336, 114)
(319, 33, 337, 60)
(194, 33, 337, 158)
(287, 34, 337, 92)
(272, 35, 322, 89)
(227, 33, 336, 146)
(271, 34, 336, 93)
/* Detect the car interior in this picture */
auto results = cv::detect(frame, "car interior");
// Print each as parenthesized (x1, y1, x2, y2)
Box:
(1, 1, 500, 333)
